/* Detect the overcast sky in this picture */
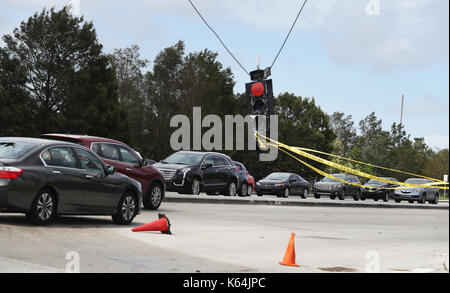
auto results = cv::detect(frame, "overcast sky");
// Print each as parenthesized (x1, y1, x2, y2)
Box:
(1, 0, 448, 149)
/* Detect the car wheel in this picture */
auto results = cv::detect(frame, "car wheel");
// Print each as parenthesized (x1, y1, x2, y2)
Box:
(383, 192, 389, 202)
(190, 178, 201, 195)
(248, 185, 253, 196)
(283, 188, 290, 198)
(339, 189, 346, 200)
(28, 188, 57, 225)
(431, 193, 439, 205)
(300, 188, 308, 199)
(330, 194, 336, 200)
(408, 200, 414, 204)
(225, 181, 237, 197)
(314, 193, 320, 199)
(238, 183, 248, 197)
(374, 198, 379, 202)
(419, 193, 426, 204)
(353, 190, 361, 201)
(257, 192, 263, 197)
(395, 199, 401, 203)
(112, 192, 138, 225)
(143, 182, 163, 210)
(360, 195, 366, 201)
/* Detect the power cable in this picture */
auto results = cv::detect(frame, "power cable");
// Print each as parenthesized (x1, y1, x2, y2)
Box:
(187, 0, 250, 75)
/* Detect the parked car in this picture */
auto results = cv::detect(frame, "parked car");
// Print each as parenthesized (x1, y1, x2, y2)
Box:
(393, 178, 439, 204)
(40, 134, 165, 210)
(313, 174, 362, 200)
(153, 151, 240, 196)
(255, 172, 309, 198)
(233, 161, 251, 197)
(361, 177, 399, 202)
(0, 137, 142, 225)
(248, 173, 255, 196)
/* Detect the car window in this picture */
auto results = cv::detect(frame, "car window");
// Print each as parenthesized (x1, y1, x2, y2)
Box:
(290, 175, 297, 182)
(118, 146, 140, 165)
(202, 156, 215, 167)
(0, 141, 38, 159)
(214, 156, 229, 166)
(98, 143, 120, 161)
(42, 147, 77, 169)
(74, 148, 104, 173)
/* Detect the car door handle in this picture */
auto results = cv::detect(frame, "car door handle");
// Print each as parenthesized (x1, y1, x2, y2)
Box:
(52, 170, 62, 175)
(126, 168, 132, 171)
(85, 174, 94, 179)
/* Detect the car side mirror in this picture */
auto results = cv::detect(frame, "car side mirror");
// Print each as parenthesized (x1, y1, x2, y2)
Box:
(202, 163, 213, 170)
(106, 165, 115, 176)
(141, 158, 148, 166)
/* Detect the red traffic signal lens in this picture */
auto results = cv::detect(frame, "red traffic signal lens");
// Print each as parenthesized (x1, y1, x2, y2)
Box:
(251, 82, 265, 97)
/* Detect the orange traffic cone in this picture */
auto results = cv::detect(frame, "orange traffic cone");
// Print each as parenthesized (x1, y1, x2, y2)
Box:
(279, 233, 300, 267)
(132, 213, 172, 234)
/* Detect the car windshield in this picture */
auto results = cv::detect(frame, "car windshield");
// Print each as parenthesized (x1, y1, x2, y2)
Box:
(162, 152, 204, 165)
(0, 141, 38, 159)
(265, 173, 291, 180)
(404, 178, 432, 185)
(322, 174, 345, 182)
(367, 179, 386, 185)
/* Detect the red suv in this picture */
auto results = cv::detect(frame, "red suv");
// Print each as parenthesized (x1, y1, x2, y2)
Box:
(41, 134, 165, 210)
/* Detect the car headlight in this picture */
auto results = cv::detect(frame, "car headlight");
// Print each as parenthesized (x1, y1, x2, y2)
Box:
(178, 168, 191, 175)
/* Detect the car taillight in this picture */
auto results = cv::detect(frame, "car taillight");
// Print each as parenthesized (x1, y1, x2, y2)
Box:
(235, 166, 239, 171)
(0, 167, 24, 179)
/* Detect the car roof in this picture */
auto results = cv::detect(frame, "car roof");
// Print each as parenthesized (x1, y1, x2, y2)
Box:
(0, 137, 79, 147)
(176, 150, 232, 158)
(41, 133, 128, 145)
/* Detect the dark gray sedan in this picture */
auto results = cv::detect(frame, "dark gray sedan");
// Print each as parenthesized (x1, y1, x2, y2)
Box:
(0, 137, 142, 225)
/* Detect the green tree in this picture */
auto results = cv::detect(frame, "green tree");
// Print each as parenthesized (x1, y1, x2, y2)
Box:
(0, 48, 35, 136)
(2, 7, 127, 139)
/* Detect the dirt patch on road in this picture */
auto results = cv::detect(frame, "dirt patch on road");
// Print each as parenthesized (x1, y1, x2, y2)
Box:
(318, 266, 358, 272)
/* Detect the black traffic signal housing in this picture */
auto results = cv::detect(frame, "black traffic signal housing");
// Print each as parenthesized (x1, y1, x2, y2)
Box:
(245, 79, 274, 117)
(245, 75, 274, 153)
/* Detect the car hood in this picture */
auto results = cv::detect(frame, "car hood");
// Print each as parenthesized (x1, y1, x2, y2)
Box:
(153, 163, 192, 171)
(258, 179, 287, 185)
(366, 183, 387, 188)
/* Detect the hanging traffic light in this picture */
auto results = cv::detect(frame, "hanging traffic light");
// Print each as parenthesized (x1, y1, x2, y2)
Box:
(246, 79, 274, 117)
(245, 69, 274, 152)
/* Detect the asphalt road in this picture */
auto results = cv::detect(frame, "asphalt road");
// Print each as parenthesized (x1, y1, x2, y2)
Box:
(0, 200, 448, 273)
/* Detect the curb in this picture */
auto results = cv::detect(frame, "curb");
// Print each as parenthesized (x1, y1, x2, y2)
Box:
(164, 194, 449, 210)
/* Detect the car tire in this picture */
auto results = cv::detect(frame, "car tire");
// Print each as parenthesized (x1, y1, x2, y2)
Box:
(330, 194, 336, 200)
(189, 178, 201, 195)
(383, 192, 389, 202)
(339, 189, 346, 200)
(112, 192, 138, 225)
(257, 192, 263, 197)
(419, 193, 426, 204)
(300, 188, 308, 199)
(360, 195, 366, 201)
(283, 188, 290, 198)
(225, 181, 237, 197)
(353, 190, 361, 201)
(374, 198, 379, 202)
(395, 199, 401, 203)
(143, 182, 163, 210)
(430, 193, 439, 205)
(314, 193, 320, 199)
(408, 200, 414, 204)
(248, 185, 253, 196)
(27, 188, 57, 225)
(238, 183, 248, 197)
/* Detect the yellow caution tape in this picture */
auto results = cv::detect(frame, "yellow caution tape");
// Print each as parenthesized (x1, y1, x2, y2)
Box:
(255, 131, 448, 190)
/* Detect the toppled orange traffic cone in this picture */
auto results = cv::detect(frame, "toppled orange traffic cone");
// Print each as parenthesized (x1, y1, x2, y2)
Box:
(132, 213, 172, 234)
(279, 233, 299, 267)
